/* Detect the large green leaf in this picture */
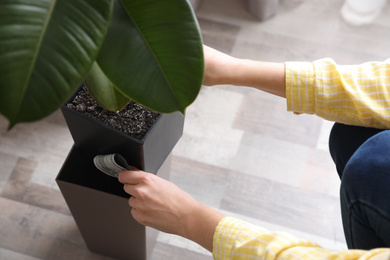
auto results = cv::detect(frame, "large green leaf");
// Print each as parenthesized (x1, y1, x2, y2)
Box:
(0, 0, 114, 128)
(85, 62, 130, 111)
(96, 0, 204, 114)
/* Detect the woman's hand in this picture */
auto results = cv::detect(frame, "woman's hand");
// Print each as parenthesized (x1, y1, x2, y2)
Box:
(118, 169, 224, 252)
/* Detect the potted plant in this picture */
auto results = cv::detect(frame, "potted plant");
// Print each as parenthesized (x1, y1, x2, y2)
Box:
(0, 0, 203, 259)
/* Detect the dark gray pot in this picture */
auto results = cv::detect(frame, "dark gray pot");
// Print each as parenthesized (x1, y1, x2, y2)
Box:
(57, 88, 184, 259)
(60, 93, 184, 174)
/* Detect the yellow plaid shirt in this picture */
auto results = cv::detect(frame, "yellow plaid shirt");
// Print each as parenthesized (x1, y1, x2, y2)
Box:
(213, 59, 390, 259)
(213, 217, 390, 260)
(286, 58, 390, 129)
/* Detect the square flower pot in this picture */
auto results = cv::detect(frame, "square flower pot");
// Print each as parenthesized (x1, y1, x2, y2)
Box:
(56, 145, 172, 260)
(61, 90, 184, 174)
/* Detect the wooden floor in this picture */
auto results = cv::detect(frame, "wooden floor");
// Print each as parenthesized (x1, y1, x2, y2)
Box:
(1, 0, 390, 259)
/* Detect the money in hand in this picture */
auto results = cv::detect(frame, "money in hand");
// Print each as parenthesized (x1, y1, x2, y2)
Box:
(93, 153, 132, 178)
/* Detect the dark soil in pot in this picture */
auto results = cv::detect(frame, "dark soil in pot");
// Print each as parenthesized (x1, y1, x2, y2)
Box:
(66, 84, 159, 140)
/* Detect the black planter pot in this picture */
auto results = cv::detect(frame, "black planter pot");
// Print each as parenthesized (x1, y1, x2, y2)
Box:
(61, 91, 184, 174)
(57, 87, 185, 259)
(56, 145, 172, 260)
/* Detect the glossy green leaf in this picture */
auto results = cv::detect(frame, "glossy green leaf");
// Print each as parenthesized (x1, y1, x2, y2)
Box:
(84, 62, 130, 112)
(0, 0, 114, 128)
(96, 0, 204, 114)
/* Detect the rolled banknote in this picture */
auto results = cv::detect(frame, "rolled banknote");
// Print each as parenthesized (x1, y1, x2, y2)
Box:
(93, 153, 132, 178)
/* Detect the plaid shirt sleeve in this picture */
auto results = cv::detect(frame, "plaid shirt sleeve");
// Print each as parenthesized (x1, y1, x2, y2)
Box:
(285, 58, 390, 129)
(213, 217, 390, 260)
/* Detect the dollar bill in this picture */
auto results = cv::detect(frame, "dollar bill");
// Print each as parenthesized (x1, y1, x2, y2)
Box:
(93, 153, 132, 178)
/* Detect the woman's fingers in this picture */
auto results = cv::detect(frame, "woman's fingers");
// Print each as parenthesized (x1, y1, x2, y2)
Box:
(118, 168, 144, 184)
(128, 194, 137, 207)
(120, 169, 154, 198)
(123, 183, 135, 196)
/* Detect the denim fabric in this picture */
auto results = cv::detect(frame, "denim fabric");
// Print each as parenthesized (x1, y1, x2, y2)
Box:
(329, 123, 384, 179)
(329, 123, 390, 249)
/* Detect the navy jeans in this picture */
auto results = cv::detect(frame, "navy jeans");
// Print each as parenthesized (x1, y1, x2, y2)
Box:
(329, 123, 390, 249)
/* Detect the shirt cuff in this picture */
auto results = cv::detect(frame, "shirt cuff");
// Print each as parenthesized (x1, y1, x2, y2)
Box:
(285, 61, 315, 115)
(213, 217, 239, 260)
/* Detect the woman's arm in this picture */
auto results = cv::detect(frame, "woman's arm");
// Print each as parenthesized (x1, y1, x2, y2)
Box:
(204, 45, 390, 129)
(203, 45, 286, 98)
(118, 169, 390, 260)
